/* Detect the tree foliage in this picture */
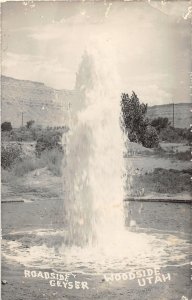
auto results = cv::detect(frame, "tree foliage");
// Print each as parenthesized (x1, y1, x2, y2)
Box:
(1, 143, 22, 169)
(121, 91, 159, 148)
(35, 131, 63, 156)
(1, 122, 12, 132)
(26, 120, 35, 129)
(150, 117, 170, 133)
(141, 125, 159, 148)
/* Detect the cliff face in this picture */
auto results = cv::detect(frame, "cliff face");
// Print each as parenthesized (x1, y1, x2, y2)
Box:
(147, 103, 191, 129)
(1, 75, 77, 127)
(1, 75, 190, 129)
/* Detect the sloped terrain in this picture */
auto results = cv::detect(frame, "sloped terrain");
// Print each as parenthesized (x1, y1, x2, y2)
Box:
(1, 75, 78, 127)
(2, 75, 191, 128)
(147, 103, 191, 129)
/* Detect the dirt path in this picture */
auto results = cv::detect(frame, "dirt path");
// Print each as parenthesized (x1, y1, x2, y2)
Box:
(2, 259, 191, 300)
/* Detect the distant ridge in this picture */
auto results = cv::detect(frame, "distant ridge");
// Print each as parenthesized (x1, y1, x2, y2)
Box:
(147, 103, 191, 128)
(1, 75, 77, 127)
(1, 75, 191, 128)
(2, 75, 45, 87)
(149, 102, 191, 108)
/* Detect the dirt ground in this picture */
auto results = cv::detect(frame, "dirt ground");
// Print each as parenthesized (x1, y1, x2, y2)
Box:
(1, 261, 192, 300)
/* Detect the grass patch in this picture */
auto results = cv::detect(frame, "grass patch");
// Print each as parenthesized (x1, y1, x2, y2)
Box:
(11, 149, 63, 177)
(12, 158, 43, 177)
(130, 168, 191, 195)
(145, 168, 191, 193)
(153, 147, 191, 162)
(159, 126, 191, 143)
(1, 169, 14, 183)
(40, 149, 63, 176)
(174, 150, 191, 161)
(1, 147, 63, 182)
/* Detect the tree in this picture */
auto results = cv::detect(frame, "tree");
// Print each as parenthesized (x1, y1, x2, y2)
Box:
(150, 117, 170, 133)
(1, 122, 12, 132)
(1, 143, 22, 169)
(141, 125, 159, 148)
(121, 91, 159, 148)
(121, 92, 148, 141)
(26, 120, 35, 129)
(35, 131, 63, 156)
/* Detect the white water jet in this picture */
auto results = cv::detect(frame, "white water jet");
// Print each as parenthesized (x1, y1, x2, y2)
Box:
(2, 41, 191, 275)
(63, 40, 127, 248)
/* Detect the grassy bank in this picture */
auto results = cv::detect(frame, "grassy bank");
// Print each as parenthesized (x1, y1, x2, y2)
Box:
(129, 168, 191, 196)
(1, 148, 63, 185)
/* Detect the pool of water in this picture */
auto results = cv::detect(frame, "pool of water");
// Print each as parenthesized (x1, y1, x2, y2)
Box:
(2, 199, 191, 274)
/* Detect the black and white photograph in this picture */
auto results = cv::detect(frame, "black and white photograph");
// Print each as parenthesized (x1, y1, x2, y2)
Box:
(1, 1, 192, 299)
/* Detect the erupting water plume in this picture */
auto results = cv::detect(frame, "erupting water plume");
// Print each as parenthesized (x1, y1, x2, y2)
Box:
(2, 42, 190, 274)
(63, 41, 126, 248)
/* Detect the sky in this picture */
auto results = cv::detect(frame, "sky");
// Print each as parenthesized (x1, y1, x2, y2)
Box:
(1, 0, 191, 105)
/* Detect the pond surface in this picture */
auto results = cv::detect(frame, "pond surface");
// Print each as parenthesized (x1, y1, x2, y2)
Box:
(2, 199, 191, 274)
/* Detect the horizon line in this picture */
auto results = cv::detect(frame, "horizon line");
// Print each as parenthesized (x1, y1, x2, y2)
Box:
(1, 74, 191, 106)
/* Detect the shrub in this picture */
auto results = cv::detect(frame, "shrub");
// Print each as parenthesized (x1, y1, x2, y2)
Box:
(1, 122, 12, 132)
(7, 149, 63, 177)
(128, 131, 138, 143)
(141, 125, 159, 148)
(1, 131, 16, 142)
(35, 131, 63, 156)
(159, 126, 191, 143)
(131, 168, 191, 195)
(1, 169, 14, 183)
(12, 158, 42, 177)
(174, 150, 191, 161)
(26, 120, 35, 129)
(1, 143, 22, 169)
(150, 117, 170, 133)
(15, 128, 34, 142)
(40, 149, 63, 176)
(148, 168, 191, 193)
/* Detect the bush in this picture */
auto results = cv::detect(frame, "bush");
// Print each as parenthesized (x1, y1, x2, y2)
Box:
(1, 169, 14, 183)
(35, 131, 63, 156)
(2, 127, 36, 142)
(26, 120, 35, 129)
(1, 126, 69, 143)
(174, 150, 191, 161)
(131, 168, 191, 195)
(11, 149, 63, 177)
(150, 117, 170, 133)
(12, 158, 42, 177)
(159, 126, 191, 143)
(40, 149, 63, 176)
(148, 168, 191, 193)
(1, 122, 12, 132)
(141, 125, 159, 148)
(14, 128, 34, 142)
(1, 143, 22, 169)
(1, 131, 16, 142)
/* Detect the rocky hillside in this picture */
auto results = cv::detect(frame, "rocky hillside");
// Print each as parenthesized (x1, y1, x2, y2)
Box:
(1, 75, 191, 128)
(1, 75, 77, 128)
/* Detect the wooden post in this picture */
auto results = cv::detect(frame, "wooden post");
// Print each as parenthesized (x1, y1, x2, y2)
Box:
(172, 102, 174, 127)
(22, 112, 24, 127)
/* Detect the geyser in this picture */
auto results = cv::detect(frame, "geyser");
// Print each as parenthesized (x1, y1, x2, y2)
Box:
(63, 45, 126, 247)
(2, 42, 190, 275)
